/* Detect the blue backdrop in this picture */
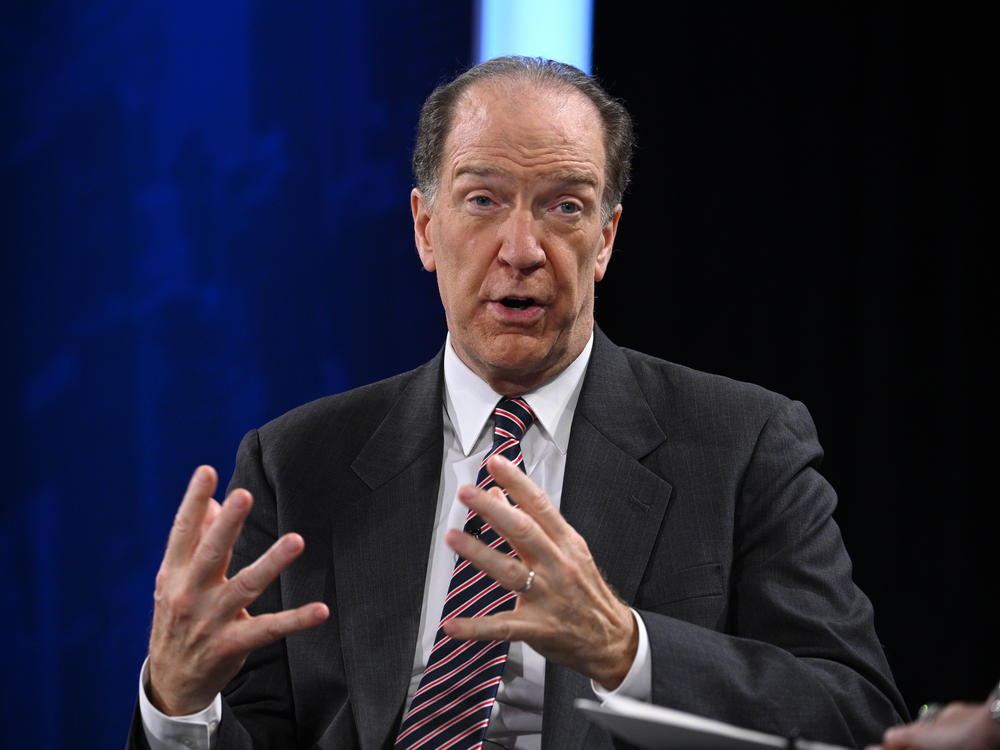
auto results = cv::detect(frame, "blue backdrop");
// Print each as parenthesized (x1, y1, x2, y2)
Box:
(3, 2, 468, 745)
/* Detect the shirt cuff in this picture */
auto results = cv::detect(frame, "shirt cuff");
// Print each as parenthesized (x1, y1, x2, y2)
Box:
(138, 657, 221, 750)
(590, 608, 652, 703)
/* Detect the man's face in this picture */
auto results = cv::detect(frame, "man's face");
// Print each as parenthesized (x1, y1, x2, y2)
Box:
(412, 80, 621, 394)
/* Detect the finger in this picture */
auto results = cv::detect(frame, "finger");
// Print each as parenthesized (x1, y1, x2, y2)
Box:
(485, 454, 570, 541)
(163, 466, 218, 568)
(189, 489, 253, 584)
(879, 726, 914, 748)
(456, 482, 558, 566)
(446, 526, 532, 594)
(231, 602, 330, 654)
(200, 494, 223, 537)
(935, 702, 976, 723)
(443, 609, 525, 644)
(219, 533, 306, 613)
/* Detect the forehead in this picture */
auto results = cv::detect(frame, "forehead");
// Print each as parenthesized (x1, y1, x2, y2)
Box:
(441, 80, 607, 188)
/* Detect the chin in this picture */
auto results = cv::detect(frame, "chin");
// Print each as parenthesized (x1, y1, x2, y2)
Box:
(479, 343, 561, 389)
(455, 324, 568, 388)
(483, 333, 549, 364)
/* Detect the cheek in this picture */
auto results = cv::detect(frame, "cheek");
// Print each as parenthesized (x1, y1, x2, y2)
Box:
(572, 252, 600, 291)
(437, 263, 477, 309)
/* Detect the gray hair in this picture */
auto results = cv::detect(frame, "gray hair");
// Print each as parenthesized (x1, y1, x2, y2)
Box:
(412, 56, 635, 222)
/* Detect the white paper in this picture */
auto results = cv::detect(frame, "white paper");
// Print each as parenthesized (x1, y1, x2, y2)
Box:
(575, 694, 851, 750)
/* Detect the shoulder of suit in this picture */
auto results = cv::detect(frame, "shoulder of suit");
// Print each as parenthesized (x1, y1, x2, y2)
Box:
(256, 355, 440, 444)
(615, 344, 796, 426)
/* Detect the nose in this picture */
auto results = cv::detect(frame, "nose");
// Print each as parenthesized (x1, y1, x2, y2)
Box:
(497, 209, 545, 270)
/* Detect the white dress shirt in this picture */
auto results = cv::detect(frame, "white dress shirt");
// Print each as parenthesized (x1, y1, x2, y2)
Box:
(139, 333, 650, 749)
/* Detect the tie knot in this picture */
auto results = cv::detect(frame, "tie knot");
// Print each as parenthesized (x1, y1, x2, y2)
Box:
(494, 397, 535, 442)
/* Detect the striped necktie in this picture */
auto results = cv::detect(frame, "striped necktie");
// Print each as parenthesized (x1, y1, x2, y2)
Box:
(395, 396, 536, 750)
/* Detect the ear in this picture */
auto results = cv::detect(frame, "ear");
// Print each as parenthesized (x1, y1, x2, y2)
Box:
(593, 204, 622, 282)
(412, 188, 436, 272)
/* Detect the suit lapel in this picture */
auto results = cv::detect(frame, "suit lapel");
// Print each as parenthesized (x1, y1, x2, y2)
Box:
(333, 353, 445, 749)
(543, 328, 674, 748)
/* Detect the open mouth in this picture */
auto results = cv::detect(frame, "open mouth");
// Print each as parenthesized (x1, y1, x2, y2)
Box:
(500, 297, 536, 309)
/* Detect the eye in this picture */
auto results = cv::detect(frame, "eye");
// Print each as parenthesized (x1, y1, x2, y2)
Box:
(555, 201, 581, 215)
(471, 195, 494, 208)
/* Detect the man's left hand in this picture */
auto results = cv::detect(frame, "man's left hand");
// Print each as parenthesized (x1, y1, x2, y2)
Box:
(866, 701, 1000, 750)
(443, 454, 638, 690)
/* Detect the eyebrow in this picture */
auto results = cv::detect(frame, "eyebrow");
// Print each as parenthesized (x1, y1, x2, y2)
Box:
(454, 164, 600, 190)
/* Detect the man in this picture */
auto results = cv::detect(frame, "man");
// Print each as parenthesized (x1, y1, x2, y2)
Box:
(130, 57, 907, 749)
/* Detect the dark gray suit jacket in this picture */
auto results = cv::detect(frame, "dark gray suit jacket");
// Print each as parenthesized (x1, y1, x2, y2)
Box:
(129, 328, 906, 749)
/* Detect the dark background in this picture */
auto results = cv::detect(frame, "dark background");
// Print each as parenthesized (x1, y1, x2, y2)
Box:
(1, 2, 988, 747)
(592, 1, 990, 715)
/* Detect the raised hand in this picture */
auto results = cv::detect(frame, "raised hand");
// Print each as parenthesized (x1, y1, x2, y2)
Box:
(147, 466, 329, 715)
(443, 454, 638, 690)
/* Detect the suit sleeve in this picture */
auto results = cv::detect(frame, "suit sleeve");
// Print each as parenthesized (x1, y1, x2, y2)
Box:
(637, 399, 908, 748)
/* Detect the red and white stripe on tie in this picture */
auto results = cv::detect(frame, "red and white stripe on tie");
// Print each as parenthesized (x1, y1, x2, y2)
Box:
(394, 397, 535, 750)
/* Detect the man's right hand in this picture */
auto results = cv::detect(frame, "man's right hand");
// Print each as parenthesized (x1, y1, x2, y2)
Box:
(147, 465, 329, 716)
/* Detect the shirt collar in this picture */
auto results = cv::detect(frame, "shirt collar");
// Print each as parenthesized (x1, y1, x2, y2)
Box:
(443, 333, 594, 457)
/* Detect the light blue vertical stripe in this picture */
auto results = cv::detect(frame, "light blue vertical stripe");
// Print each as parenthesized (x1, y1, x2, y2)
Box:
(474, 0, 593, 73)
